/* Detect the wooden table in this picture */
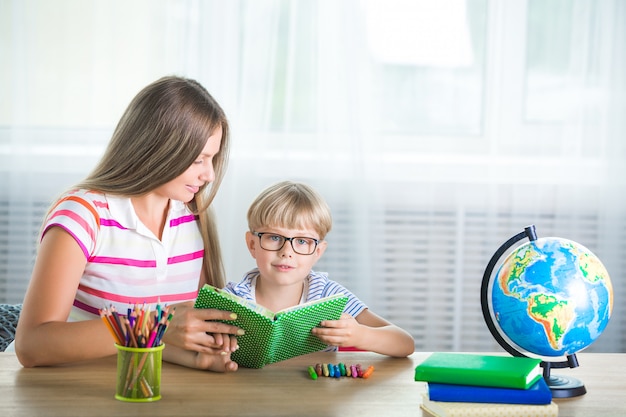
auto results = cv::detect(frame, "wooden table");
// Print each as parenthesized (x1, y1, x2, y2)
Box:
(1, 351, 624, 416)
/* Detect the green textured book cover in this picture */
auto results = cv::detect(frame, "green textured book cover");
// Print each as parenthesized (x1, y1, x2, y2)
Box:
(194, 284, 348, 368)
(414, 352, 543, 389)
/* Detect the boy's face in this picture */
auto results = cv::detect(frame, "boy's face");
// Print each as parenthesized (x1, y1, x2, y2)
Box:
(246, 226, 327, 289)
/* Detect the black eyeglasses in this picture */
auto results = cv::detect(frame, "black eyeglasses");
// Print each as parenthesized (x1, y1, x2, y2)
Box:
(253, 232, 320, 255)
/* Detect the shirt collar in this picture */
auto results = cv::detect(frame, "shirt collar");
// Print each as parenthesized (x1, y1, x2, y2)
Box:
(105, 194, 137, 230)
(105, 194, 188, 231)
(234, 268, 313, 304)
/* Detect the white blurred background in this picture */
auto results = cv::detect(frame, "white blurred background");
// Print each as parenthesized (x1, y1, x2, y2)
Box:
(1, 0, 624, 353)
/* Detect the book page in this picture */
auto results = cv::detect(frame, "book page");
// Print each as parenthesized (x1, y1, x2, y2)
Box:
(269, 294, 349, 364)
(275, 293, 347, 316)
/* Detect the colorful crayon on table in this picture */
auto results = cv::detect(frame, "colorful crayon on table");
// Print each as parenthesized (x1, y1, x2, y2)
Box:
(339, 363, 346, 376)
(362, 365, 375, 379)
(307, 364, 374, 380)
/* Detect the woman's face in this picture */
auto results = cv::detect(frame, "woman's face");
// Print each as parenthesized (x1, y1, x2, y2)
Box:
(154, 125, 223, 203)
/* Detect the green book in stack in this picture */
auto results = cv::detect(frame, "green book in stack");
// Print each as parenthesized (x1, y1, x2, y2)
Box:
(414, 352, 543, 389)
(194, 284, 348, 368)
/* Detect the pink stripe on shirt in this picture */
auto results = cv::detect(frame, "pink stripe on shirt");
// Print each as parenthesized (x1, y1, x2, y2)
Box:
(78, 284, 198, 304)
(49, 209, 96, 243)
(168, 250, 204, 264)
(89, 256, 157, 268)
(43, 223, 91, 259)
(100, 218, 127, 229)
(73, 299, 100, 316)
(170, 214, 197, 227)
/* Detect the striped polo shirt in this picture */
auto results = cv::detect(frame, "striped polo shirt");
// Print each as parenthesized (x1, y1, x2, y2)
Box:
(43, 189, 203, 321)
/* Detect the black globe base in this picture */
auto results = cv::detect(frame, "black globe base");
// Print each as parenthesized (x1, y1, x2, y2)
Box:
(547, 375, 587, 398)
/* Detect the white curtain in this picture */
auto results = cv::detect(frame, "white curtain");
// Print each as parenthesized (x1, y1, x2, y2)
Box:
(1, 0, 624, 353)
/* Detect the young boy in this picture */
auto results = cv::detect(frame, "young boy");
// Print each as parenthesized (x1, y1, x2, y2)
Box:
(225, 181, 415, 357)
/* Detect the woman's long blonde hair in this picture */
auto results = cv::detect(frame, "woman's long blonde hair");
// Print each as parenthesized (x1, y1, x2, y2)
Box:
(74, 75, 230, 288)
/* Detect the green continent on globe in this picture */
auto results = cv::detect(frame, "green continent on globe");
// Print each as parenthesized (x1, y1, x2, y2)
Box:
(497, 245, 577, 351)
(527, 293, 575, 350)
(492, 237, 612, 357)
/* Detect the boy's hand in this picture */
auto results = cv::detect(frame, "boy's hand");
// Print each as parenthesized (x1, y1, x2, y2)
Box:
(311, 313, 361, 348)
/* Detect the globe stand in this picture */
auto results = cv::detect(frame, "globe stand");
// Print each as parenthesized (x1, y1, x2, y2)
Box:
(480, 224, 587, 398)
(541, 356, 586, 398)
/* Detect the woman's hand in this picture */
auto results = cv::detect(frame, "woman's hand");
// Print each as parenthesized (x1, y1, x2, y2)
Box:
(163, 341, 240, 372)
(161, 301, 244, 354)
(194, 348, 239, 373)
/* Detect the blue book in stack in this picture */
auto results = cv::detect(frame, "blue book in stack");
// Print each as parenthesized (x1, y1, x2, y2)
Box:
(427, 376, 553, 405)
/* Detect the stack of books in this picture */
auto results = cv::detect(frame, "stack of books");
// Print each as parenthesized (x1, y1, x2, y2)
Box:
(414, 352, 558, 417)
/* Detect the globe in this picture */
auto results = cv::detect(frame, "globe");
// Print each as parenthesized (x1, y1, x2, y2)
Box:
(481, 225, 614, 398)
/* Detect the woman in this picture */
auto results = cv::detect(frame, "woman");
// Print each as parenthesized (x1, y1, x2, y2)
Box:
(15, 76, 242, 372)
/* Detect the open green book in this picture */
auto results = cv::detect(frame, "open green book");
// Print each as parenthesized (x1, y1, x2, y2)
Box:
(194, 284, 349, 368)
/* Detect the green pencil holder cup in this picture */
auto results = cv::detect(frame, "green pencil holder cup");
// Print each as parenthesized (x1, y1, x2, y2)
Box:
(115, 343, 164, 402)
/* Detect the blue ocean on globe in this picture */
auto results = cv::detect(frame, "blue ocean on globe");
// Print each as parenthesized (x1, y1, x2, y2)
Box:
(491, 237, 613, 357)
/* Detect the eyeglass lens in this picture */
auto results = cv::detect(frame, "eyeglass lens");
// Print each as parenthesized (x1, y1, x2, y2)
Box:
(258, 233, 318, 255)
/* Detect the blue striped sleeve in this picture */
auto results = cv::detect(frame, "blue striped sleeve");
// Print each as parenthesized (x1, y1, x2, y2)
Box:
(310, 271, 367, 318)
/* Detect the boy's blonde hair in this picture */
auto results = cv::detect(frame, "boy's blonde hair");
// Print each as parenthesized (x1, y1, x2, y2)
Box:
(247, 181, 332, 239)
